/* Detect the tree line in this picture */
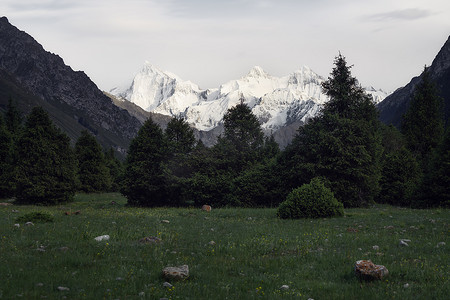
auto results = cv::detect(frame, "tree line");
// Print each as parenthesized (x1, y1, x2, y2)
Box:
(0, 54, 448, 209)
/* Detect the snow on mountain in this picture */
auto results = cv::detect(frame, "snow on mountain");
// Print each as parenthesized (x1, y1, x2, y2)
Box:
(111, 63, 389, 132)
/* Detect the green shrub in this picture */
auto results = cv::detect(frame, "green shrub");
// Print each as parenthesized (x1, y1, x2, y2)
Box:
(277, 178, 344, 219)
(15, 211, 54, 223)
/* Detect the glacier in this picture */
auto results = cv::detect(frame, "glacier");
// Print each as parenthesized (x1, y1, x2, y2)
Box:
(111, 62, 389, 132)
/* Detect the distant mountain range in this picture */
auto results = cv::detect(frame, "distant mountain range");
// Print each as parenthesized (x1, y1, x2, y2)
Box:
(110, 62, 388, 146)
(0, 16, 141, 156)
(1, 16, 448, 154)
(378, 36, 450, 127)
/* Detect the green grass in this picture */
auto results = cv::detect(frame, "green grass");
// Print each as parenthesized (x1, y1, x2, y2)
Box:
(0, 193, 448, 299)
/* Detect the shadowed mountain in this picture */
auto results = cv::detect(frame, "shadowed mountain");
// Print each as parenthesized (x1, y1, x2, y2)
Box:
(0, 17, 141, 156)
(378, 36, 450, 127)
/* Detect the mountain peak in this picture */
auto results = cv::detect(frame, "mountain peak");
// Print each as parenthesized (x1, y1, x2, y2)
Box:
(246, 66, 270, 78)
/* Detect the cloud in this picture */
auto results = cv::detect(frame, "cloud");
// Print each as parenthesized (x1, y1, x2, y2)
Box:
(367, 8, 433, 22)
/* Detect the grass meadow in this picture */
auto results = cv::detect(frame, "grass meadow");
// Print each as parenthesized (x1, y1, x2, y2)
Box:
(0, 193, 448, 299)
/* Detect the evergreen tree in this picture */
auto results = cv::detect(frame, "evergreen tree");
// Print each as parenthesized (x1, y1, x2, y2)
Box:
(0, 114, 13, 198)
(165, 116, 196, 155)
(104, 148, 124, 192)
(415, 127, 450, 208)
(15, 107, 76, 205)
(75, 130, 112, 193)
(401, 67, 444, 161)
(121, 117, 167, 206)
(279, 54, 382, 207)
(378, 125, 421, 206)
(163, 116, 196, 206)
(5, 97, 22, 136)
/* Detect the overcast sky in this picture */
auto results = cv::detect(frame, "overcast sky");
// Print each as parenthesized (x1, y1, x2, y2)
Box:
(1, 0, 449, 92)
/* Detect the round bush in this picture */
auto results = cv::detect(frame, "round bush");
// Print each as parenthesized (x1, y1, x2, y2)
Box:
(277, 178, 344, 219)
(15, 211, 54, 223)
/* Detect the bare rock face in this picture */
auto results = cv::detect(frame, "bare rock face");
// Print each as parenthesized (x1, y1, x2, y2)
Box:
(354, 260, 389, 281)
(0, 17, 141, 154)
(162, 265, 189, 281)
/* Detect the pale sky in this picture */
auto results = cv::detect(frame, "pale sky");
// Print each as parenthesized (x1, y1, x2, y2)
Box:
(1, 0, 449, 92)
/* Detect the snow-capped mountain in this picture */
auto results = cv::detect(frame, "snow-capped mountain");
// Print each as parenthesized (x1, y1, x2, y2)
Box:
(111, 62, 389, 133)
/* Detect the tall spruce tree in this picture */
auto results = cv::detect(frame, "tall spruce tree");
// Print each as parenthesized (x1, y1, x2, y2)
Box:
(75, 130, 112, 193)
(279, 54, 382, 207)
(401, 67, 444, 161)
(15, 107, 76, 204)
(121, 117, 167, 206)
(104, 148, 123, 192)
(219, 98, 265, 172)
(163, 116, 196, 206)
(0, 114, 13, 198)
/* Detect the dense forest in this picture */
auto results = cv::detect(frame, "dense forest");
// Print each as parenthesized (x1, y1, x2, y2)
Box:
(1, 55, 448, 212)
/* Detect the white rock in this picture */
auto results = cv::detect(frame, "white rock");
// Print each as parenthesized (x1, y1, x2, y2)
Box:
(162, 265, 189, 280)
(437, 242, 446, 248)
(94, 235, 110, 242)
(57, 286, 70, 291)
(14, 223, 20, 228)
(280, 285, 289, 290)
(208, 241, 216, 246)
(403, 283, 410, 288)
(163, 282, 173, 288)
(372, 245, 379, 250)
(25, 222, 34, 226)
(161, 220, 170, 224)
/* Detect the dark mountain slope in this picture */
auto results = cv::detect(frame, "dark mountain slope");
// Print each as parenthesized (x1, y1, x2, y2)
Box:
(0, 17, 141, 154)
(378, 36, 450, 127)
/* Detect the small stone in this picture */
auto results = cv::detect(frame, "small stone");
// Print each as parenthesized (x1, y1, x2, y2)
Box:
(94, 235, 110, 242)
(139, 236, 162, 244)
(116, 277, 123, 281)
(280, 285, 289, 290)
(11, 209, 19, 213)
(210, 228, 214, 231)
(161, 220, 170, 224)
(163, 282, 173, 288)
(399, 239, 410, 246)
(436, 242, 446, 248)
(57, 286, 70, 291)
(247, 217, 252, 221)
(25, 222, 34, 226)
(372, 245, 379, 250)
(36, 283, 44, 287)
(162, 265, 189, 280)
(208, 241, 216, 246)
(384, 225, 394, 230)
(0, 202, 12, 206)
(138, 292, 145, 297)
(403, 283, 410, 288)
(171, 251, 177, 254)
(354, 260, 389, 281)
(59, 246, 69, 252)
(201, 205, 211, 212)
(14, 223, 20, 228)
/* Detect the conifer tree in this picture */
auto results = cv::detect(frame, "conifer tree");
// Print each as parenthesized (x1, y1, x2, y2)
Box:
(165, 116, 196, 155)
(15, 107, 76, 204)
(280, 54, 382, 207)
(121, 117, 167, 206)
(401, 67, 444, 161)
(104, 148, 123, 192)
(75, 130, 112, 193)
(5, 97, 22, 136)
(0, 114, 13, 198)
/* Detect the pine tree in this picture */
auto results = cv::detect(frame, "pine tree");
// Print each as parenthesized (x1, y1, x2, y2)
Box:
(75, 130, 112, 193)
(5, 97, 22, 136)
(0, 114, 13, 198)
(218, 98, 265, 172)
(104, 148, 124, 192)
(279, 54, 382, 207)
(15, 107, 76, 204)
(165, 116, 196, 155)
(121, 117, 167, 206)
(401, 67, 444, 161)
